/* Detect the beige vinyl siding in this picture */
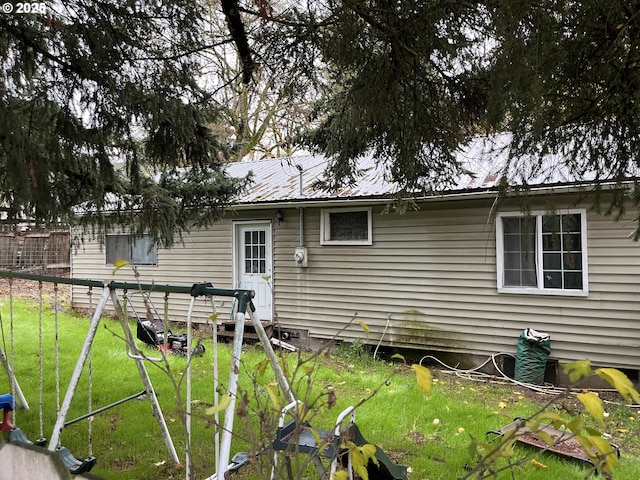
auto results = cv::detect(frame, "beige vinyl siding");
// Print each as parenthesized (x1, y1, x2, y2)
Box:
(272, 199, 640, 369)
(273, 202, 499, 350)
(70, 197, 640, 369)
(71, 217, 239, 325)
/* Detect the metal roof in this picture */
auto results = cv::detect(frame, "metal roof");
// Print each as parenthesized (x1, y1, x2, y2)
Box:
(226, 154, 394, 203)
(226, 134, 589, 205)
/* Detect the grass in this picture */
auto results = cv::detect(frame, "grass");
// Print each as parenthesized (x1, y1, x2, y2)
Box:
(0, 296, 640, 479)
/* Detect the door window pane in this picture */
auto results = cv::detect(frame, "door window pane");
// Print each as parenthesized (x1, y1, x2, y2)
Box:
(243, 229, 267, 274)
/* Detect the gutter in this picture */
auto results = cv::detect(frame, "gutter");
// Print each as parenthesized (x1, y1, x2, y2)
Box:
(228, 180, 633, 211)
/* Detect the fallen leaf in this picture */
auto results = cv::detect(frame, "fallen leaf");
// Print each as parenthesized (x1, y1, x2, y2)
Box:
(531, 459, 547, 469)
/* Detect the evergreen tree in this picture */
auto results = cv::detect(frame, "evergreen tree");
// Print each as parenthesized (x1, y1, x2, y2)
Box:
(239, 1, 492, 193)
(241, 1, 640, 226)
(0, 1, 249, 247)
(5, 0, 640, 244)
(486, 1, 640, 226)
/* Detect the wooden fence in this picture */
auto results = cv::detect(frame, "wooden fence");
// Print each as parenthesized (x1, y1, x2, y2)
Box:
(0, 230, 70, 271)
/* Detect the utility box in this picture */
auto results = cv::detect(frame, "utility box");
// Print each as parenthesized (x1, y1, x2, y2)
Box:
(294, 246, 308, 267)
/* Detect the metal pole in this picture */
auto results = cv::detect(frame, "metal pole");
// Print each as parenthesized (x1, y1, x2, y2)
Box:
(108, 280, 253, 300)
(0, 344, 28, 410)
(63, 390, 147, 427)
(185, 295, 196, 480)
(299, 207, 304, 247)
(210, 298, 220, 470)
(216, 310, 245, 480)
(48, 286, 110, 451)
(0, 270, 104, 288)
(110, 289, 181, 465)
(248, 308, 295, 404)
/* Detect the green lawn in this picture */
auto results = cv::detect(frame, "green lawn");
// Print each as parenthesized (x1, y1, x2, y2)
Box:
(1, 296, 639, 479)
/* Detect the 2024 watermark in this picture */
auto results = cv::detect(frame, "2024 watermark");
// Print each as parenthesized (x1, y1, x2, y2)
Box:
(2, 2, 47, 14)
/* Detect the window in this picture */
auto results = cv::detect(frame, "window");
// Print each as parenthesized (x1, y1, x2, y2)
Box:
(496, 210, 588, 295)
(320, 208, 372, 245)
(106, 235, 157, 265)
(244, 229, 266, 274)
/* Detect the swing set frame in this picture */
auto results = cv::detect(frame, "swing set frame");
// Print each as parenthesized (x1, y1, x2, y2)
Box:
(0, 269, 292, 480)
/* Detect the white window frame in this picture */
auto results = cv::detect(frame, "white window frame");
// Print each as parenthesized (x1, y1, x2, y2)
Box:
(496, 209, 588, 296)
(105, 234, 157, 266)
(320, 207, 373, 246)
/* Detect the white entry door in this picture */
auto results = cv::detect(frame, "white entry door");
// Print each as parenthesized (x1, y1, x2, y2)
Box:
(235, 222, 273, 321)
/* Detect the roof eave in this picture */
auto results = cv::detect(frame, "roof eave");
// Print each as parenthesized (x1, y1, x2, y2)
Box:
(229, 179, 634, 210)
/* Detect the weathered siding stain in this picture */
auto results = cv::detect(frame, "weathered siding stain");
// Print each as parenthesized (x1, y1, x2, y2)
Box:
(71, 196, 640, 369)
(270, 199, 640, 369)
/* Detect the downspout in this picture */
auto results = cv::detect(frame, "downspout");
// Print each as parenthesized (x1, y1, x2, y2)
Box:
(297, 164, 305, 247)
(299, 208, 304, 247)
(293, 165, 308, 267)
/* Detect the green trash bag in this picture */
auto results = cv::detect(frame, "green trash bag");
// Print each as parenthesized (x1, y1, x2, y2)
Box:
(514, 328, 551, 385)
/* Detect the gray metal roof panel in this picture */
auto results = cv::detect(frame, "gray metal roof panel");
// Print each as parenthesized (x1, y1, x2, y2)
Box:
(227, 134, 591, 204)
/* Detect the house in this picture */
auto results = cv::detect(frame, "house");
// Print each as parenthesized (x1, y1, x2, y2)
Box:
(69, 135, 640, 376)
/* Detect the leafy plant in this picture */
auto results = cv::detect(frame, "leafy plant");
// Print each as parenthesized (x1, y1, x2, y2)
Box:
(203, 317, 405, 480)
(3, 277, 640, 480)
(339, 339, 368, 361)
(463, 360, 640, 480)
